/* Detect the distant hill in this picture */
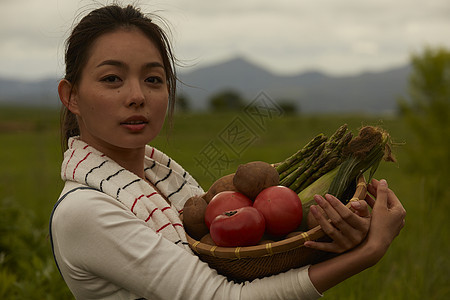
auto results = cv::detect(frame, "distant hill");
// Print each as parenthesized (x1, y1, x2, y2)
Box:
(178, 57, 411, 113)
(0, 57, 411, 113)
(0, 77, 60, 107)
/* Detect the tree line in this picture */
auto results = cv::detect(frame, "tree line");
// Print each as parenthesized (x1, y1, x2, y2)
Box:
(175, 90, 298, 114)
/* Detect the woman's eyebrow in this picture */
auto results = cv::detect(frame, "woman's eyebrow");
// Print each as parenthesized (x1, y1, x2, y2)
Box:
(144, 62, 165, 70)
(95, 60, 165, 70)
(96, 59, 124, 68)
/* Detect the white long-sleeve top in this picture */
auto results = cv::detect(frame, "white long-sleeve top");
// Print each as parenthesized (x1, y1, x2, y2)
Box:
(50, 181, 322, 300)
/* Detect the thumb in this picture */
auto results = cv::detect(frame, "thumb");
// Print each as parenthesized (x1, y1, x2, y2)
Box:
(374, 179, 389, 209)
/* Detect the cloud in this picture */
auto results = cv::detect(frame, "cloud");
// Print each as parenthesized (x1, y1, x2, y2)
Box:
(164, 0, 450, 74)
(1, 0, 449, 79)
(0, 0, 80, 79)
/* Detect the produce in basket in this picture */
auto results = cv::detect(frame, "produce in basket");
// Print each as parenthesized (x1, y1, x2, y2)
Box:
(204, 191, 253, 228)
(278, 124, 351, 193)
(327, 125, 395, 200)
(185, 174, 367, 282)
(233, 161, 280, 200)
(182, 195, 209, 240)
(210, 207, 266, 247)
(183, 123, 396, 282)
(253, 185, 303, 237)
(277, 124, 395, 229)
(203, 173, 237, 203)
(203, 186, 303, 246)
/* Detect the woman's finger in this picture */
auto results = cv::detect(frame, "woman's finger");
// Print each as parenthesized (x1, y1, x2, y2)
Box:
(364, 193, 376, 208)
(309, 203, 349, 245)
(350, 200, 370, 217)
(386, 188, 407, 222)
(315, 195, 345, 225)
(319, 194, 365, 231)
(386, 187, 404, 211)
(367, 178, 379, 197)
(309, 204, 335, 234)
(314, 195, 369, 248)
(304, 240, 345, 253)
(309, 194, 372, 253)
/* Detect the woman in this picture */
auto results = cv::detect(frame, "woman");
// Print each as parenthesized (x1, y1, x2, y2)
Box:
(50, 4, 406, 299)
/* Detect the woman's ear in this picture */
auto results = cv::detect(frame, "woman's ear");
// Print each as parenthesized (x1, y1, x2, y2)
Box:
(58, 79, 80, 115)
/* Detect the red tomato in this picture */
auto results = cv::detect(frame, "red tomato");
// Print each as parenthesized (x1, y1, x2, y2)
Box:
(204, 191, 253, 228)
(253, 185, 303, 237)
(210, 207, 265, 247)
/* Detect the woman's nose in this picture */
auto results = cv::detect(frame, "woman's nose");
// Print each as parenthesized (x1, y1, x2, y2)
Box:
(126, 81, 145, 107)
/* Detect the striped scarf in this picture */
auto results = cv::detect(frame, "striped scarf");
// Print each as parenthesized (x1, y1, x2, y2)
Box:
(61, 137, 204, 251)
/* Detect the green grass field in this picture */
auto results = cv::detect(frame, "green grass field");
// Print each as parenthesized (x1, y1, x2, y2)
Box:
(0, 106, 448, 299)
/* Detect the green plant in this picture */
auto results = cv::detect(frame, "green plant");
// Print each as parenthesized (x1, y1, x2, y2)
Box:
(398, 46, 450, 199)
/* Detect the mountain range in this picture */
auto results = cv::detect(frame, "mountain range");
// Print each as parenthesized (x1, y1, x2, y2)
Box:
(0, 57, 411, 113)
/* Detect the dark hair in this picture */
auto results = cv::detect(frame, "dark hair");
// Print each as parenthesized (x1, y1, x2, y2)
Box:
(60, 4, 177, 151)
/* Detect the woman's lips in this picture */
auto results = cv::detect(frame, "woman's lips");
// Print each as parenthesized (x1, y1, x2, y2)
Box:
(120, 116, 148, 132)
(121, 123, 147, 131)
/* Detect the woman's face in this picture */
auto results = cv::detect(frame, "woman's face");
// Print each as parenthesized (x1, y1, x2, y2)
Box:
(70, 28, 169, 154)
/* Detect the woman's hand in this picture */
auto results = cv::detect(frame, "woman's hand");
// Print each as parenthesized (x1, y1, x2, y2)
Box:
(363, 179, 406, 254)
(308, 179, 406, 294)
(304, 193, 371, 253)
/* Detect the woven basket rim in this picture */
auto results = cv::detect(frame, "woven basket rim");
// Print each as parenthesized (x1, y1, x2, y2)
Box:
(187, 175, 367, 259)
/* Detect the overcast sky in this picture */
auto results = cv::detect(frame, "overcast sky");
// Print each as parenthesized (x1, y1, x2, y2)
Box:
(1, 0, 449, 80)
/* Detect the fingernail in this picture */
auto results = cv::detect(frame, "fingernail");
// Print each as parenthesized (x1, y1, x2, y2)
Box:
(314, 195, 323, 204)
(351, 201, 362, 209)
(380, 179, 387, 187)
(325, 194, 339, 205)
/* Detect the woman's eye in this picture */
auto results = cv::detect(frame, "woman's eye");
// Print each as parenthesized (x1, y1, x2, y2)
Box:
(101, 75, 121, 83)
(145, 76, 163, 84)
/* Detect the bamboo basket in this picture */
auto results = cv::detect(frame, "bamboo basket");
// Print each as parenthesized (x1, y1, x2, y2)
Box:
(186, 175, 367, 282)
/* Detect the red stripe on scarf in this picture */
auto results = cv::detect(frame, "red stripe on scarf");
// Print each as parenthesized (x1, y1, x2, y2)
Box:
(145, 208, 158, 222)
(147, 192, 158, 198)
(131, 194, 145, 212)
(73, 152, 92, 180)
(156, 222, 171, 233)
(150, 147, 155, 158)
(131, 192, 158, 212)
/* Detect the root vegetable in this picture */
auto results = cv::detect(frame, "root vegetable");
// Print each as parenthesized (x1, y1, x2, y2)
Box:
(182, 195, 209, 240)
(233, 161, 279, 200)
(204, 173, 236, 203)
